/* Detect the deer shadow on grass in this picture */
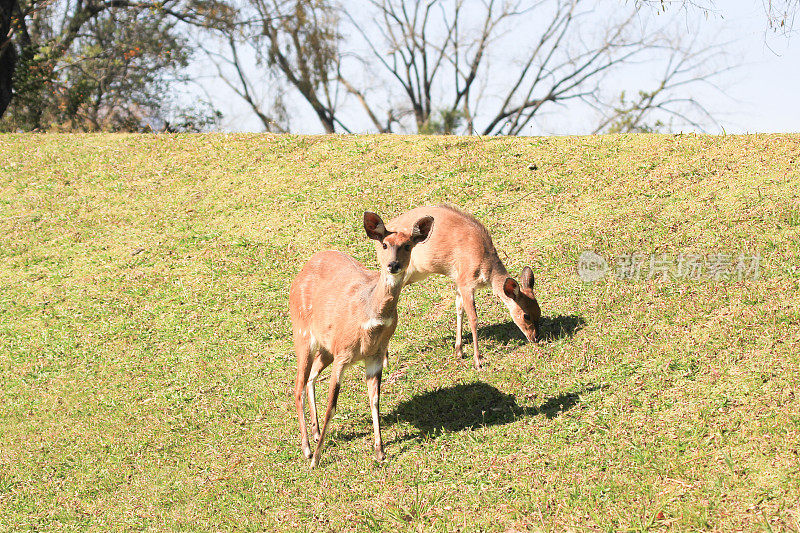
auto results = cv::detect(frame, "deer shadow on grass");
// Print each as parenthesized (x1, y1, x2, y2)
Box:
(383, 382, 599, 438)
(331, 316, 589, 443)
(476, 314, 587, 347)
(333, 382, 599, 443)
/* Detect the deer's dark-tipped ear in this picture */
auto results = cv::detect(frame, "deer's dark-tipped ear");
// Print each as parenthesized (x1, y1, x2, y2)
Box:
(503, 277, 520, 299)
(411, 216, 434, 243)
(364, 211, 388, 242)
(521, 266, 535, 290)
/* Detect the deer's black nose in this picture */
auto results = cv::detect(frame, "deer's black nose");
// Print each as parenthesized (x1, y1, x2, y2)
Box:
(388, 261, 401, 274)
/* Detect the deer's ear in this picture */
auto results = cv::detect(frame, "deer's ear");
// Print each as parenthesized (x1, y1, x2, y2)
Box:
(503, 277, 520, 299)
(411, 216, 434, 243)
(521, 266, 535, 290)
(364, 212, 388, 242)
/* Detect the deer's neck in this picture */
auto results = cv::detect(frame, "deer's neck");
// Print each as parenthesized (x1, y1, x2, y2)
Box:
(362, 271, 404, 320)
(489, 260, 512, 303)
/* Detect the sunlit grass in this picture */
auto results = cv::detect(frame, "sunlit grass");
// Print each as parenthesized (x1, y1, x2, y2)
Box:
(1, 132, 799, 531)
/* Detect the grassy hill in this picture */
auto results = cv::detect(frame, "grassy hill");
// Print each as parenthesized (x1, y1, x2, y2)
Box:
(1, 133, 798, 531)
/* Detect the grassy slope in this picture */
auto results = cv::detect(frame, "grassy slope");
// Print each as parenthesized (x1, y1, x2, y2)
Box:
(0, 133, 798, 532)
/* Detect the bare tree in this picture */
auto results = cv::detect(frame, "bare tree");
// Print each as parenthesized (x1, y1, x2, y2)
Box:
(632, 0, 716, 11)
(633, 0, 799, 33)
(199, 0, 732, 134)
(200, 35, 290, 132)
(763, 0, 798, 31)
(201, 0, 405, 133)
(200, 0, 349, 132)
(346, 0, 520, 133)
(350, 0, 730, 135)
(591, 36, 733, 133)
(255, 0, 343, 132)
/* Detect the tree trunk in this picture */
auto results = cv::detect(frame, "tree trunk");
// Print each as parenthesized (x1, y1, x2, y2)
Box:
(0, 0, 16, 118)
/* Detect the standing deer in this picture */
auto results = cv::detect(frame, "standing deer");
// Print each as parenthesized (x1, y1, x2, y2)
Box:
(289, 211, 434, 468)
(387, 204, 541, 370)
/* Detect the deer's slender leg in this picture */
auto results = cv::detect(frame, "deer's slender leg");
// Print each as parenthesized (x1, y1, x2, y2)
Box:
(310, 360, 346, 469)
(461, 288, 483, 370)
(454, 290, 465, 358)
(306, 351, 332, 443)
(365, 355, 385, 461)
(293, 333, 314, 459)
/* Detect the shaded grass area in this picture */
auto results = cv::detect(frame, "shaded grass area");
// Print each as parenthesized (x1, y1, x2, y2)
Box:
(0, 132, 799, 531)
(390, 381, 600, 435)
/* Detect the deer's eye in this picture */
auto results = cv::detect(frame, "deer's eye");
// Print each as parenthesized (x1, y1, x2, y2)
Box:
(382, 243, 387, 249)
(523, 313, 531, 322)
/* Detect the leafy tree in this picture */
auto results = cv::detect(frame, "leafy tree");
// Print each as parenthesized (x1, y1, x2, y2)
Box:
(0, 0, 15, 116)
(1, 0, 220, 130)
(419, 109, 467, 135)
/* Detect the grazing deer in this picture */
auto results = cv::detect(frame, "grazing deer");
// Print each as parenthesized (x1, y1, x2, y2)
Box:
(387, 204, 541, 370)
(289, 211, 434, 468)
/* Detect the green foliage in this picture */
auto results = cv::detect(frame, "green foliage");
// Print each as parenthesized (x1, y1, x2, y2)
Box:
(264, 0, 340, 88)
(2, 3, 219, 131)
(418, 108, 467, 135)
(604, 90, 666, 134)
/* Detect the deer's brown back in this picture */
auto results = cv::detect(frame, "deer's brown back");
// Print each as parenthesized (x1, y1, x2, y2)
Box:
(290, 250, 381, 357)
(387, 205, 501, 287)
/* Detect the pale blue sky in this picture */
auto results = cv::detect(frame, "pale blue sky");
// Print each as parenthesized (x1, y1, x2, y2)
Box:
(197, 1, 800, 134)
(705, 1, 800, 133)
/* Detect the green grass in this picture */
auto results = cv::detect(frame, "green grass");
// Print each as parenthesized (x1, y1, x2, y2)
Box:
(1, 132, 799, 531)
